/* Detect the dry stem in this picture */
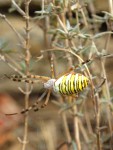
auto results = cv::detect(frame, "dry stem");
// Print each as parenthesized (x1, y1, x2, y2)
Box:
(0, 13, 24, 44)
(73, 105, 81, 150)
(22, 0, 31, 150)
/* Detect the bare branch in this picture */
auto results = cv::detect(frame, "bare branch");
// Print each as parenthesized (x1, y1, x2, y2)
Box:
(11, 0, 26, 16)
(0, 13, 24, 44)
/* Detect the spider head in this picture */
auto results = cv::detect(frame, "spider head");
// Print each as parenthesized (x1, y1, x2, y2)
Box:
(44, 79, 56, 89)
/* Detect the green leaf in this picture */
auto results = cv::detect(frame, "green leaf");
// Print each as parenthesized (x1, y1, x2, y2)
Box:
(90, 42, 98, 54)
(79, 45, 92, 53)
(78, 33, 91, 39)
(93, 14, 108, 23)
(46, 3, 54, 13)
(56, 29, 66, 34)
(20, 60, 26, 71)
(69, 24, 80, 33)
(102, 11, 113, 19)
(66, 20, 71, 30)
(34, 15, 46, 20)
(35, 10, 49, 15)
(0, 39, 8, 49)
(48, 29, 56, 34)
(93, 31, 113, 39)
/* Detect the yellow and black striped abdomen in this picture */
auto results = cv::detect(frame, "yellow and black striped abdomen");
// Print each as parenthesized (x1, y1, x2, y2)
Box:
(53, 73, 89, 95)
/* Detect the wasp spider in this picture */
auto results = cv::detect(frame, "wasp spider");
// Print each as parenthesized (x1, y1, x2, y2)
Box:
(5, 57, 89, 115)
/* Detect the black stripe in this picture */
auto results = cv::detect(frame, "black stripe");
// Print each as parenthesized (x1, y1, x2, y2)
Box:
(61, 77, 64, 94)
(76, 77, 78, 92)
(81, 80, 83, 90)
(58, 83, 61, 94)
(69, 75, 73, 94)
(73, 76, 77, 93)
(77, 77, 80, 92)
(70, 75, 74, 94)
(64, 77, 68, 94)
(68, 77, 72, 94)
(59, 80, 63, 94)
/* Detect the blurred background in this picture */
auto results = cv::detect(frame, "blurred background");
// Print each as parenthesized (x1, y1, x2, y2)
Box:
(0, 0, 113, 150)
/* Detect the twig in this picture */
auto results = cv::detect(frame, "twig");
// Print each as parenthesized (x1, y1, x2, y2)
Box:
(0, 54, 24, 75)
(101, 1, 113, 147)
(11, 0, 26, 16)
(59, 96, 72, 146)
(0, 13, 24, 44)
(108, 0, 113, 15)
(18, 85, 33, 95)
(21, 0, 31, 150)
(78, 119, 90, 143)
(73, 104, 81, 150)
(95, 94, 102, 150)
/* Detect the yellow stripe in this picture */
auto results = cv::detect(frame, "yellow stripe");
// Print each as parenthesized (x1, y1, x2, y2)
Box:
(59, 79, 63, 94)
(62, 75, 67, 94)
(76, 74, 79, 92)
(79, 76, 82, 91)
(65, 76, 70, 95)
(81, 75, 84, 88)
(67, 78, 71, 94)
(84, 77, 87, 88)
(59, 75, 66, 94)
(71, 74, 75, 94)
(73, 74, 77, 93)
(68, 75, 72, 94)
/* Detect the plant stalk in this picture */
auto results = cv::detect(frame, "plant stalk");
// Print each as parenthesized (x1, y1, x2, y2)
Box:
(22, 1, 31, 150)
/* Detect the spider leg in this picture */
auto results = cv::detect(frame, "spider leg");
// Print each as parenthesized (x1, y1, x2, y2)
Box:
(70, 59, 91, 72)
(5, 74, 32, 83)
(50, 53, 55, 78)
(5, 90, 48, 115)
(34, 89, 51, 112)
(26, 74, 50, 81)
(4, 74, 47, 84)
(31, 54, 55, 112)
(5, 74, 50, 83)
(55, 59, 91, 79)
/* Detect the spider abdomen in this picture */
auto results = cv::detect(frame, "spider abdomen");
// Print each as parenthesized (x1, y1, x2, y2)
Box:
(53, 73, 89, 95)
